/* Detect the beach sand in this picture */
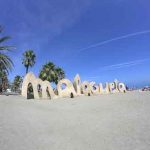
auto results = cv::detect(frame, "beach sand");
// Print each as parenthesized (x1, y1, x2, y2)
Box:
(0, 91, 150, 150)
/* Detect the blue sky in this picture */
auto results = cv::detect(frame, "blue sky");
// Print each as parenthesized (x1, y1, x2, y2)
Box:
(1, 0, 150, 87)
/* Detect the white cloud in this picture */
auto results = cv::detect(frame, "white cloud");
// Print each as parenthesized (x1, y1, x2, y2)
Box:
(76, 30, 150, 54)
(84, 58, 150, 79)
(8, 0, 92, 40)
(99, 58, 150, 71)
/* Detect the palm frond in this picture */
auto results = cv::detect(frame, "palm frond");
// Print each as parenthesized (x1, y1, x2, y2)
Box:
(0, 53, 14, 73)
(0, 36, 11, 43)
(0, 46, 14, 51)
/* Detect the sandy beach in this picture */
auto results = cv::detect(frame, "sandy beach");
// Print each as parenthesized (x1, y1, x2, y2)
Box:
(0, 91, 150, 150)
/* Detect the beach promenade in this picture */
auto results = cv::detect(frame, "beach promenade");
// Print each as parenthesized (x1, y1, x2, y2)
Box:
(0, 91, 150, 150)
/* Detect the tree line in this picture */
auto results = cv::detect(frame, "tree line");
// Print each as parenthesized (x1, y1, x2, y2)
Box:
(0, 26, 65, 93)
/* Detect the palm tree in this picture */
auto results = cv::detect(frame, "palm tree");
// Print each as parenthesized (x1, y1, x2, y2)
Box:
(0, 70, 8, 92)
(0, 26, 14, 93)
(0, 26, 13, 75)
(39, 62, 65, 84)
(22, 50, 36, 74)
(55, 67, 65, 84)
(39, 62, 56, 83)
(13, 75, 23, 92)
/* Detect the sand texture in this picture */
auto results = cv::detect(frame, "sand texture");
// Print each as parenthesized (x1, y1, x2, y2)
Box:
(0, 91, 150, 150)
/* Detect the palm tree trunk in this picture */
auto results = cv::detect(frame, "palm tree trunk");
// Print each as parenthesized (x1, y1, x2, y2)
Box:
(26, 66, 29, 74)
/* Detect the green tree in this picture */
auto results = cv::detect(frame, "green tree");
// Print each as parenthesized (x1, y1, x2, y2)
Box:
(39, 62, 65, 84)
(0, 26, 13, 75)
(22, 50, 36, 74)
(0, 26, 14, 93)
(12, 75, 23, 92)
(55, 67, 65, 83)
(0, 70, 9, 92)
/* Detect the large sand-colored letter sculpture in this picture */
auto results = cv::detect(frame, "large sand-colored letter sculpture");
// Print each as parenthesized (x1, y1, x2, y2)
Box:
(57, 79, 77, 98)
(99, 83, 110, 94)
(73, 74, 81, 95)
(90, 82, 99, 95)
(109, 82, 119, 93)
(118, 83, 126, 93)
(81, 81, 92, 96)
(22, 72, 127, 99)
(22, 72, 57, 99)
